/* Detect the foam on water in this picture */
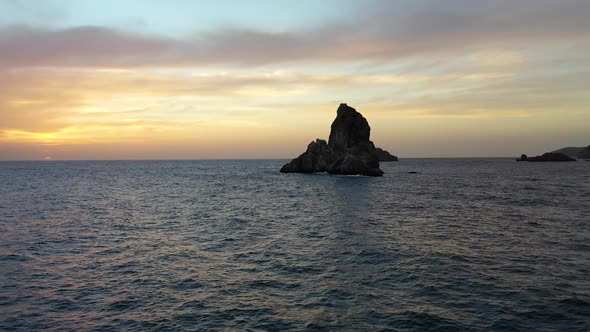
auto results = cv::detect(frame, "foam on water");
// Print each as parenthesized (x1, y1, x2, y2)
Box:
(1, 159, 589, 331)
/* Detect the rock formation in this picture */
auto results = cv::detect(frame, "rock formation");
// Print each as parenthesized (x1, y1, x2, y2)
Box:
(280, 103, 387, 176)
(552, 145, 590, 159)
(579, 146, 590, 159)
(519, 152, 576, 162)
(374, 148, 398, 161)
(278, 139, 331, 173)
(552, 147, 583, 158)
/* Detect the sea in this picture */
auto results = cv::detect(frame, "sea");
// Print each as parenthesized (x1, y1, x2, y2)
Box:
(1, 159, 589, 331)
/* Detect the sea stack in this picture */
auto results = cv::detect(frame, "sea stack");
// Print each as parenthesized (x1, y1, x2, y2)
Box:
(280, 104, 387, 176)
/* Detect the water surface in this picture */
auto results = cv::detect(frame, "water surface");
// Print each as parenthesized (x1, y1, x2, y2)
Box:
(1, 159, 589, 331)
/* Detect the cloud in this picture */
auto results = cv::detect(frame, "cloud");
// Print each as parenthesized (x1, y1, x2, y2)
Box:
(359, 67, 590, 119)
(0, 0, 589, 68)
(1, 66, 514, 131)
(1, 55, 587, 144)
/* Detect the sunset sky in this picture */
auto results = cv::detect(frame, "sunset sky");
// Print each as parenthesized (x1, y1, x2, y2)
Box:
(1, 0, 589, 160)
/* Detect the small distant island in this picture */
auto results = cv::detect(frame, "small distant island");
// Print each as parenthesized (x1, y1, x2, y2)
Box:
(517, 153, 576, 162)
(517, 145, 589, 162)
(280, 103, 398, 176)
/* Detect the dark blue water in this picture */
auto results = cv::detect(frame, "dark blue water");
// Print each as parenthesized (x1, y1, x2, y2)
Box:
(1, 159, 589, 331)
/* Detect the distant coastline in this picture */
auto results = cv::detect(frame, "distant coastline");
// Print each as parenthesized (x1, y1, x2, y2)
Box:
(0, 156, 581, 163)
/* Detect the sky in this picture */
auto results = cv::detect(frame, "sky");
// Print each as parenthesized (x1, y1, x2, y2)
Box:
(0, 0, 589, 160)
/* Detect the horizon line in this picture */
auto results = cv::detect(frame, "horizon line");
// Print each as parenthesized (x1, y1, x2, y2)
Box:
(0, 156, 521, 162)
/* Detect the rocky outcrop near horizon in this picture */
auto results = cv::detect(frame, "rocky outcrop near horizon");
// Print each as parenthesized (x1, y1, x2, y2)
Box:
(517, 152, 576, 162)
(280, 103, 390, 176)
(552, 145, 590, 159)
(374, 148, 398, 161)
(279, 139, 331, 173)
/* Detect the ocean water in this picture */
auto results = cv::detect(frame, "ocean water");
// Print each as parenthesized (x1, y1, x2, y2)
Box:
(1, 159, 589, 331)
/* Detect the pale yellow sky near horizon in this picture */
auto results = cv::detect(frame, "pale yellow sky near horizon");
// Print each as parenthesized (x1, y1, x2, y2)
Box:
(1, 1, 589, 160)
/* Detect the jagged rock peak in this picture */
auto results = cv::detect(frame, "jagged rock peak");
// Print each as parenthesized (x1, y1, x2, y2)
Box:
(280, 103, 387, 176)
(328, 104, 373, 154)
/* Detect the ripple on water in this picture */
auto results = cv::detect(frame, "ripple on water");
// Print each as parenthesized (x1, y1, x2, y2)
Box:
(1, 159, 589, 331)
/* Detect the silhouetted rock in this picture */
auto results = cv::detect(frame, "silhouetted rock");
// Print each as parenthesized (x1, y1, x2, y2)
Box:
(552, 146, 583, 158)
(516, 154, 528, 161)
(578, 146, 590, 159)
(327, 104, 383, 176)
(374, 148, 398, 161)
(280, 139, 331, 173)
(280, 103, 385, 176)
(328, 104, 372, 153)
(552, 145, 590, 159)
(525, 152, 576, 162)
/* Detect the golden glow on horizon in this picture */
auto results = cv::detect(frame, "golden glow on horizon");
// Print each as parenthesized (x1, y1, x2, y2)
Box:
(1, 1, 589, 160)
(1, 47, 589, 159)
